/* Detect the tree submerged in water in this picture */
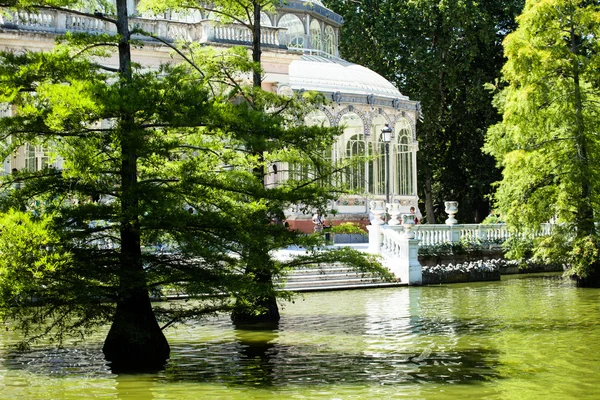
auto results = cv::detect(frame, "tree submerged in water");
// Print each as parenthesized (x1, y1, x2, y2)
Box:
(485, 0, 600, 286)
(0, 0, 389, 372)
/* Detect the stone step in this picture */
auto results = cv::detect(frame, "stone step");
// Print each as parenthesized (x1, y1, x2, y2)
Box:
(284, 281, 405, 292)
(280, 264, 404, 292)
(284, 272, 379, 282)
(286, 266, 360, 275)
(284, 276, 382, 286)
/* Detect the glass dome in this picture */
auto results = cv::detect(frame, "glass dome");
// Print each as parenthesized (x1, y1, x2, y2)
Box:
(289, 55, 406, 99)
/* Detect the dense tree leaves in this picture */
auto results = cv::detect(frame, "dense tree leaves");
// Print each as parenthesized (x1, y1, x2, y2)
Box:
(325, 0, 524, 222)
(485, 0, 600, 285)
(0, 0, 390, 369)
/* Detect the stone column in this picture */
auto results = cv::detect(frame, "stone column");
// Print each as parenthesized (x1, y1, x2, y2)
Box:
(402, 214, 422, 285)
(381, 214, 422, 285)
(404, 238, 423, 285)
(444, 201, 461, 244)
(383, 234, 422, 285)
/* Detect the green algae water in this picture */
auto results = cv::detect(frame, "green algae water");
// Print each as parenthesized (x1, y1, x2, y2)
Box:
(1, 273, 599, 399)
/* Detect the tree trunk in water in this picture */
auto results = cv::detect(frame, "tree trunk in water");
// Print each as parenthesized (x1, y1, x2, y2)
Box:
(102, 0, 170, 371)
(232, 253, 280, 326)
(231, 1, 280, 325)
(576, 266, 600, 288)
(231, 297, 280, 326)
(103, 289, 170, 372)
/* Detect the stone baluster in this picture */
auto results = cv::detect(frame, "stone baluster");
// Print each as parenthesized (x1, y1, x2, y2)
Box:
(444, 201, 461, 243)
(157, 20, 167, 38)
(478, 224, 488, 242)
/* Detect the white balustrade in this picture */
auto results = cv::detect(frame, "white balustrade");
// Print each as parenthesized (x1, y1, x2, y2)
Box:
(381, 225, 422, 285)
(66, 14, 113, 32)
(1, 8, 278, 46)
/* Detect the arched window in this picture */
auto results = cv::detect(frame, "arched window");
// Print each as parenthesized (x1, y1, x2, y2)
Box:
(324, 26, 335, 56)
(25, 143, 48, 172)
(289, 111, 332, 182)
(260, 12, 272, 27)
(394, 119, 414, 195)
(278, 14, 304, 49)
(169, 9, 202, 23)
(305, 110, 330, 128)
(310, 19, 322, 51)
(346, 134, 365, 191)
(370, 115, 387, 195)
(207, 11, 221, 22)
(338, 112, 366, 192)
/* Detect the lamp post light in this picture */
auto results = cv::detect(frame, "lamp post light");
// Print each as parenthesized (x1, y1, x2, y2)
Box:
(381, 124, 393, 205)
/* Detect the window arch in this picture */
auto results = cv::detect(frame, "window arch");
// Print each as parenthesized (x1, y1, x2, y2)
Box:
(289, 111, 332, 182)
(260, 12, 272, 27)
(310, 19, 322, 51)
(169, 9, 202, 23)
(324, 26, 335, 56)
(394, 119, 414, 195)
(207, 11, 221, 22)
(338, 112, 366, 192)
(278, 14, 304, 49)
(305, 110, 331, 128)
(370, 115, 388, 195)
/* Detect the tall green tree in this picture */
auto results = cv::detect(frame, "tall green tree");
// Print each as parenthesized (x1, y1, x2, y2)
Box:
(0, 1, 389, 372)
(485, 0, 600, 286)
(325, 0, 524, 222)
(140, 0, 284, 325)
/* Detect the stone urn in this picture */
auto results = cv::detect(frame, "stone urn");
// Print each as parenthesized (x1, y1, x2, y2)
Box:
(444, 201, 459, 225)
(401, 213, 416, 238)
(369, 200, 386, 225)
(387, 203, 401, 225)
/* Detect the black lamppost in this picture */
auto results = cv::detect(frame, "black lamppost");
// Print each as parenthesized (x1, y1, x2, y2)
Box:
(381, 124, 393, 205)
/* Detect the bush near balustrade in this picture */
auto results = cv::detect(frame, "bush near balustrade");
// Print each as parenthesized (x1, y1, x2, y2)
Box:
(419, 236, 564, 275)
(418, 239, 502, 258)
(418, 239, 506, 267)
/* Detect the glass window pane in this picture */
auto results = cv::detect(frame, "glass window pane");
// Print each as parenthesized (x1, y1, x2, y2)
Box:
(279, 14, 304, 49)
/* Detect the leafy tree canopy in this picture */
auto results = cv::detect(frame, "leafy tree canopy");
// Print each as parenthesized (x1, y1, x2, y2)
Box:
(324, 0, 525, 223)
(485, 0, 600, 285)
(0, 0, 390, 370)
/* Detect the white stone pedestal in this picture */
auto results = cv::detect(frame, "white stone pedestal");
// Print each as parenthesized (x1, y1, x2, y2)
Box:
(367, 224, 382, 254)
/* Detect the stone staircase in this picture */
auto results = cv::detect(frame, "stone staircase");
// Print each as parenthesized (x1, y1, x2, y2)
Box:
(281, 264, 406, 292)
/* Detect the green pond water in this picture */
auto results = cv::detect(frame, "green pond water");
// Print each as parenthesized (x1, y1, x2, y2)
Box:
(1, 273, 599, 399)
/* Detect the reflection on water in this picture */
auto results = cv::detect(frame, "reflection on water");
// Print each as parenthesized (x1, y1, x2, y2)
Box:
(1, 273, 600, 399)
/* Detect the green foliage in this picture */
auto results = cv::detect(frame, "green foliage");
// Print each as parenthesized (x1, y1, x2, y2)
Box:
(502, 234, 535, 264)
(0, 208, 114, 344)
(0, 0, 387, 347)
(0, 210, 69, 306)
(485, 0, 600, 281)
(329, 222, 366, 235)
(418, 236, 506, 259)
(481, 212, 504, 225)
(325, 0, 525, 223)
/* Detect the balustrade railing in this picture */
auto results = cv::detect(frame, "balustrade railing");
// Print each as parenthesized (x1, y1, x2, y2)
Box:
(381, 227, 405, 257)
(1, 8, 283, 47)
(413, 225, 453, 246)
(382, 223, 555, 249)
